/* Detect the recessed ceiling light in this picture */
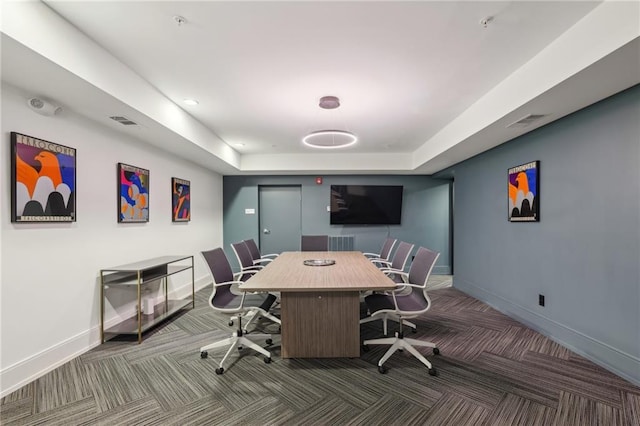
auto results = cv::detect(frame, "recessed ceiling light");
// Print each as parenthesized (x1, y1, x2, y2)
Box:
(183, 99, 199, 106)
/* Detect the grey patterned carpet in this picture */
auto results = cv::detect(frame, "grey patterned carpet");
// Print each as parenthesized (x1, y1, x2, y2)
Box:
(2, 279, 639, 426)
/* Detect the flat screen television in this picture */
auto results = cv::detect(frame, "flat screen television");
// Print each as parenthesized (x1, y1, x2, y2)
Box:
(330, 185, 403, 225)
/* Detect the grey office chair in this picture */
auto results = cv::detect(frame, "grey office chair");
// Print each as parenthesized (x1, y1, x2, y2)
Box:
(361, 241, 415, 334)
(231, 241, 264, 277)
(301, 235, 329, 251)
(374, 241, 414, 283)
(199, 248, 280, 375)
(363, 237, 397, 264)
(244, 238, 278, 266)
(362, 246, 441, 375)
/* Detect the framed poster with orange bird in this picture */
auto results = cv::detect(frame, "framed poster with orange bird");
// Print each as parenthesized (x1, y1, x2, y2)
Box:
(118, 163, 149, 223)
(508, 161, 539, 222)
(171, 177, 190, 222)
(11, 132, 76, 223)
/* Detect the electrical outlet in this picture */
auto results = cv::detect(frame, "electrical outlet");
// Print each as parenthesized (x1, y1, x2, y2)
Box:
(538, 294, 545, 307)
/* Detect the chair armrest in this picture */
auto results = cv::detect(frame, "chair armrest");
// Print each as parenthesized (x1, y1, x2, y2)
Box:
(214, 280, 246, 288)
(233, 269, 259, 281)
(253, 258, 273, 265)
(363, 252, 381, 258)
(261, 253, 279, 259)
(372, 259, 391, 268)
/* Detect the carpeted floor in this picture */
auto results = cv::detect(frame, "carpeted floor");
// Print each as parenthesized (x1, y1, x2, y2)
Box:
(1, 279, 639, 425)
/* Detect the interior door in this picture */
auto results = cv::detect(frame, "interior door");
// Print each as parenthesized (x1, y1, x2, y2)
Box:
(259, 186, 302, 254)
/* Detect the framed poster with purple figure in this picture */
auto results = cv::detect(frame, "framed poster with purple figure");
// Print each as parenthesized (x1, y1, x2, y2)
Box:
(172, 177, 190, 222)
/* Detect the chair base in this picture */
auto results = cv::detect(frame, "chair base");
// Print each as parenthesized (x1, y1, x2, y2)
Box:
(363, 332, 438, 374)
(200, 331, 273, 373)
(230, 309, 281, 332)
(360, 313, 416, 335)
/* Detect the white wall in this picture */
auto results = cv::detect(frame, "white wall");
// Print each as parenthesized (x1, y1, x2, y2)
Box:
(0, 82, 223, 396)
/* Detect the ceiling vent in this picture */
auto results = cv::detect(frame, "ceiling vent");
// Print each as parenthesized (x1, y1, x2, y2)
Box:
(506, 114, 547, 128)
(109, 116, 137, 126)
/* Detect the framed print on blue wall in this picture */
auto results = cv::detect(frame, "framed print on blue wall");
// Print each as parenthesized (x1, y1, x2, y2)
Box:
(11, 132, 77, 223)
(118, 163, 149, 223)
(508, 161, 539, 222)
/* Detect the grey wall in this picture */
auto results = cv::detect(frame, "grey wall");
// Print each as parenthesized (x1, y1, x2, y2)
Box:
(223, 175, 451, 274)
(445, 85, 640, 385)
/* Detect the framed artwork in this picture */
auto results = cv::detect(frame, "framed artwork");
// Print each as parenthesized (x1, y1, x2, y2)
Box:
(10, 132, 76, 223)
(172, 177, 191, 222)
(118, 163, 149, 223)
(508, 161, 539, 222)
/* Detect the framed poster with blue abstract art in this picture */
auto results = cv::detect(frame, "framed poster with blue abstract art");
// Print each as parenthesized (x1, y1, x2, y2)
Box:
(508, 161, 539, 222)
(118, 163, 149, 223)
(11, 132, 76, 223)
(172, 177, 190, 222)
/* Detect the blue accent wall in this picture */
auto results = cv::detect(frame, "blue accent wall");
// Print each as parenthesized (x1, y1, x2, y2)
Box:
(223, 175, 451, 274)
(444, 85, 640, 385)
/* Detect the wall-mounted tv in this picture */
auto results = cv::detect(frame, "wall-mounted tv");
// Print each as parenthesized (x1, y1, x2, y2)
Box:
(330, 185, 403, 225)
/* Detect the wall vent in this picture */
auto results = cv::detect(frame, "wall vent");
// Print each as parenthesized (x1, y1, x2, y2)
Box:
(506, 114, 547, 128)
(110, 116, 138, 126)
(329, 235, 355, 251)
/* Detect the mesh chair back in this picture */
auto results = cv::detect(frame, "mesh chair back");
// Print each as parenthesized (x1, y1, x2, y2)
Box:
(390, 241, 414, 271)
(379, 238, 397, 261)
(201, 248, 238, 309)
(301, 235, 329, 251)
(231, 241, 255, 270)
(408, 247, 440, 289)
(396, 246, 440, 314)
(243, 238, 261, 261)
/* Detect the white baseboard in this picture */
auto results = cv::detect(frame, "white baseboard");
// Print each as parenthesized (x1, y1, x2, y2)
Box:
(454, 277, 640, 387)
(0, 276, 211, 398)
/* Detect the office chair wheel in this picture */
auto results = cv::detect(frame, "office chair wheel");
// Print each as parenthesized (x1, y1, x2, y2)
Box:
(228, 320, 234, 326)
(362, 344, 370, 352)
(378, 365, 388, 374)
(238, 346, 243, 351)
(433, 347, 440, 355)
(266, 338, 273, 345)
(264, 356, 271, 364)
(215, 367, 224, 375)
(428, 367, 437, 376)
(200, 351, 208, 359)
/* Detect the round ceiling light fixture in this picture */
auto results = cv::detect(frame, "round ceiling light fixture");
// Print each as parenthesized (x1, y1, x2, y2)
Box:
(302, 130, 357, 149)
(303, 96, 357, 149)
(318, 95, 340, 109)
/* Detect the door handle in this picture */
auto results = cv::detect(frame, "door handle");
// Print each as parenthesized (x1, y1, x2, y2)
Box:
(263, 228, 270, 234)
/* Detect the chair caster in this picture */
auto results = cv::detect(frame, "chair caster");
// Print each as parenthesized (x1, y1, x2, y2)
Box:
(428, 367, 437, 376)
(362, 344, 370, 352)
(378, 365, 388, 374)
(433, 347, 440, 355)
(264, 356, 271, 364)
(200, 351, 208, 359)
(228, 320, 234, 326)
(238, 346, 243, 351)
(266, 338, 273, 345)
(215, 367, 224, 375)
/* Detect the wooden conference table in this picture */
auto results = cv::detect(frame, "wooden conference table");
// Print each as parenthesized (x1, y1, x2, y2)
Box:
(241, 251, 396, 358)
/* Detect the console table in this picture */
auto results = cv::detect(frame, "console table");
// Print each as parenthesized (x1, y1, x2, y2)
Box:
(100, 255, 194, 343)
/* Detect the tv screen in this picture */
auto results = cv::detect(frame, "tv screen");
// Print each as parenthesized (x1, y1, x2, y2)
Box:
(330, 185, 403, 225)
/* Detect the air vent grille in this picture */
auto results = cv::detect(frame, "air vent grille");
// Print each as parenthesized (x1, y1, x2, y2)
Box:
(506, 114, 547, 128)
(109, 116, 137, 126)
